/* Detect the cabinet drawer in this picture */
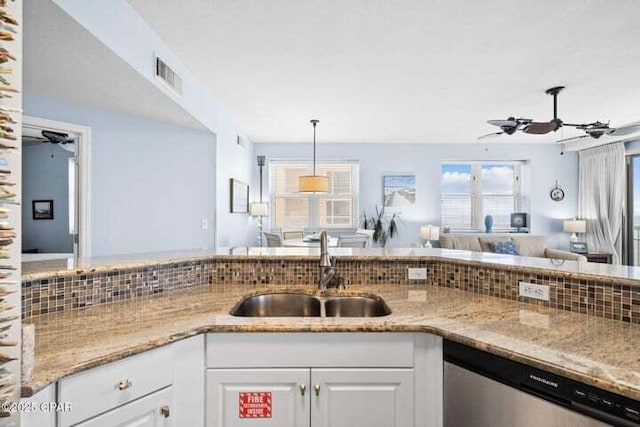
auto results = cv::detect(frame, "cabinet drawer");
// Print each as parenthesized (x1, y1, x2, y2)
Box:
(59, 344, 174, 426)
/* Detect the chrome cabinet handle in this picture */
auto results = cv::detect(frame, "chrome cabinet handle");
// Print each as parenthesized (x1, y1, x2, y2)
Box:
(160, 405, 170, 418)
(117, 379, 132, 390)
(314, 384, 320, 397)
(300, 384, 306, 396)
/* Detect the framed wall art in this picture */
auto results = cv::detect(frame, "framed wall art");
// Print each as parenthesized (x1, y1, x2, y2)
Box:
(230, 179, 249, 213)
(383, 175, 416, 207)
(32, 199, 54, 220)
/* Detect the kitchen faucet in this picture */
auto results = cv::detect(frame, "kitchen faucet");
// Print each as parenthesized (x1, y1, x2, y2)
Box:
(318, 231, 345, 291)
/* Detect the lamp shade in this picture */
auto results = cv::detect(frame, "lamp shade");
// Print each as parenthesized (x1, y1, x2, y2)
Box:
(563, 219, 586, 234)
(249, 202, 268, 217)
(420, 225, 440, 241)
(298, 175, 329, 193)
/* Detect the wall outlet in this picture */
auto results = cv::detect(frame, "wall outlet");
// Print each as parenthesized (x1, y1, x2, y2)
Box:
(201, 219, 209, 230)
(408, 268, 427, 280)
(519, 281, 549, 301)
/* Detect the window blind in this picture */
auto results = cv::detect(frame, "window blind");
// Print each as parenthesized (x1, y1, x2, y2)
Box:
(441, 161, 523, 231)
(270, 160, 359, 230)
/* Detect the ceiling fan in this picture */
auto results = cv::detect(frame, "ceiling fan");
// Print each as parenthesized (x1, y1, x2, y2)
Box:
(23, 130, 75, 145)
(480, 86, 640, 140)
(556, 120, 640, 144)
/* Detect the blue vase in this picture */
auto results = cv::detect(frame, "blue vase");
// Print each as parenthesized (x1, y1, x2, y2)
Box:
(484, 215, 494, 233)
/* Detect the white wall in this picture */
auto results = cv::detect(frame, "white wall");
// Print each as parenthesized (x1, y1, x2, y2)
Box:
(255, 142, 579, 249)
(49, 0, 254, 249)
(22, 143, 74, 253)
(24, 94, 217, 256)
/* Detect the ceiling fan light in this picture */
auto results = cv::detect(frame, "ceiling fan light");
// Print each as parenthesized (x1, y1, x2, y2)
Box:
(298, 175, 329, 193)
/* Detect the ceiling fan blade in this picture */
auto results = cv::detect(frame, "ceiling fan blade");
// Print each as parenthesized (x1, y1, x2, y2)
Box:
(523, 121, 559, 135)
(609, 121, 640, 136)
(487, 119, 517, 128)
(478, 132, 504, 140)
(556, 135, 589, 144)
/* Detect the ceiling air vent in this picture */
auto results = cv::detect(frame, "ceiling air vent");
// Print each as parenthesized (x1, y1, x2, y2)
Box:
(155, 56, 183, 95)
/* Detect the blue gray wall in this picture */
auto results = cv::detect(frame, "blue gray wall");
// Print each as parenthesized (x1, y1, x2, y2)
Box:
(51, 0, 254, 250)
(22, 143, 74, 253)
(24, 93, 217, 256)
(255, 142, 579, 249)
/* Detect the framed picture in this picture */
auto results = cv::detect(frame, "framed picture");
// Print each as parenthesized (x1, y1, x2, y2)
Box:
(569, 241, 589, 254)
(230, 178, 249, 213)
(383, 175, 416, 207)
(32, 200, 54, 220)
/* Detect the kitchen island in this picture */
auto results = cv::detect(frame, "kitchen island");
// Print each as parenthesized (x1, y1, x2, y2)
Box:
(20, 248, 640, 426)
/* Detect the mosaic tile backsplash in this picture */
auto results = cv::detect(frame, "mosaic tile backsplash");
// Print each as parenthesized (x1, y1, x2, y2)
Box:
(22, 257, 640, 324)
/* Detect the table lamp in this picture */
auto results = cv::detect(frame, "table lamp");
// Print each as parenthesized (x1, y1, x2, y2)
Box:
(420, 225, 440, 248)
(563, 218, 586, 242)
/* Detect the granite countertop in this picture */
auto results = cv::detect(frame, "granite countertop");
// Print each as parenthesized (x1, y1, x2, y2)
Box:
(23, 283, 640, 402)
(22, 247, 640, 286)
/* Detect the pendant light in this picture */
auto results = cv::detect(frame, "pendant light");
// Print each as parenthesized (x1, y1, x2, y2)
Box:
(298, 119, 329, 193)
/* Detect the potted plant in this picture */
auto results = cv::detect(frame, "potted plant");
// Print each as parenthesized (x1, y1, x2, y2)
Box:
(361, 206, 401, 247)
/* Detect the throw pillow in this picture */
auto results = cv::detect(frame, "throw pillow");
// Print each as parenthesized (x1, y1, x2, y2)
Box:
(490, 241, 520, 255)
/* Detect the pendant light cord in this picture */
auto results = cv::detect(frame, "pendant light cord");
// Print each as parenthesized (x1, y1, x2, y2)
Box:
(311, 119, 319, 175)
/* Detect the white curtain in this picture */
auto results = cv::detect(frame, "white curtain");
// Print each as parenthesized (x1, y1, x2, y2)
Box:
(578, 142, 625, 264)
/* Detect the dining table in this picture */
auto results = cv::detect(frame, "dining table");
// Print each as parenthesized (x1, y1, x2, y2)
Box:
(281, 236, 339, 248)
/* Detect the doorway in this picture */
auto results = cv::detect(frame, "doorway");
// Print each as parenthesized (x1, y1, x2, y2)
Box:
(22, 116, 91, 260)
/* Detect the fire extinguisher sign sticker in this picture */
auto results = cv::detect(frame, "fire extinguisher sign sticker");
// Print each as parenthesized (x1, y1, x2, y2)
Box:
(239, 392, 272, 418)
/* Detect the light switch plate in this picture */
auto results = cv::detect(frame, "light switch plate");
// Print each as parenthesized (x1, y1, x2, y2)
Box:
(408, 268, 427, 280)
(519, 281, 549, 301)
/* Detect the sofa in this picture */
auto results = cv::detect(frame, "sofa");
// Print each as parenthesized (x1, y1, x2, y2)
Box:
(439, 234, 587, 261)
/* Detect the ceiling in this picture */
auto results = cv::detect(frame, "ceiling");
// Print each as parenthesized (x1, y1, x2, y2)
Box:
(24, 0, 206, 131)
(128, 0, 640, 144)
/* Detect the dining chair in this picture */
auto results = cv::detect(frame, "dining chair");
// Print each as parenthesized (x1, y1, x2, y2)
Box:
(337, 235, 369, 248)
(355, 228, 375, 247)
(263, 232, 283, 247)
(282, 231, 304, 240)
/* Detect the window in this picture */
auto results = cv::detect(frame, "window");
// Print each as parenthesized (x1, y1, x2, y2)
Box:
(270, 160, 359, 230)
(441, 161, 523, 231)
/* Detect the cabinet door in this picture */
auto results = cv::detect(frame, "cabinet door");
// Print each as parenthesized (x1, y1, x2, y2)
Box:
(74, 387, 172, 427)
(311, 368, 414, 427)
(206, 369, 310, 427)
(21, 384, 56, 427)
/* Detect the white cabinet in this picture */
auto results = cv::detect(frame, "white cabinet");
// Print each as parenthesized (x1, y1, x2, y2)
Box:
(207, 369, 310, 427)
(21, 384, 56, 427)
(206, 333, 442, 427)
(58, 344, 174, 426)
(36, 335, 204, 427)
(206, 368, 413, 427)
(74, 387, 172, 427)
(311, 368, 414, 427)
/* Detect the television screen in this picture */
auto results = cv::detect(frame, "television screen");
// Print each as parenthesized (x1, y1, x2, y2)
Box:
(510, 212, 528, 229)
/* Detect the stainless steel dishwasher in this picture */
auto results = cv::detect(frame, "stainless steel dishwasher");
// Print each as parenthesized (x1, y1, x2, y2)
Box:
(444, 339, 640, 427)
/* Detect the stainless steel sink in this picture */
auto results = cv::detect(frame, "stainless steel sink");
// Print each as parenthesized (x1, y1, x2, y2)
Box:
(230, 293, 392, 317)
(230, 293, 322, 317)
(324, 296, 392, 317)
